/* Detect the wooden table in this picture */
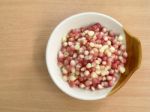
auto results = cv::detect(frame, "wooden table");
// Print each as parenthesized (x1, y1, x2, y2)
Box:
(0, 0, 150, 112)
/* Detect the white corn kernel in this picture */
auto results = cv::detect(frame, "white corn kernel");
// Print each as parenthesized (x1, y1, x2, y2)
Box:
(95, 60, 101, 65)
(93, 48, 98, 53)
(75, 71, 79, 75)
(88, 31, 95, 37)
(80, 37, 86, 44)
(118, 35, 123, 41)
(107, 51, 112, 57)
(101, 70, 109, 76)
(69, 75, 76, 81)
(84, 56, 89, 60)
(86, 63, 92, 68)
(119, 56, 123, 61)
(75, 43, 80, 50)
(92, 62, 96, 67)
(95, 44, 102, 48)
(88, 55, 93, 60)
(71, 67, 76, 73)
(110, 46, 115, 53)
(77, 38, 82, 42)
(100, 65, 105, 70)
(79, 48, 84, 53)
(93, 34, 97, 40)
(105, 66, 111, 70)
(62, 36, 67, 42)
(63, 42, 68, 47)
(91, 72, 98, 78)
(89, 42, 95, 47)
(62, 67, 68, 74)
(82, 32, 86, 36)
(84, 30, 89, 34)
(85, 55, 92, 60)
(81, 37, 86, 40)
(96, 65, 100, 70)
(119, 66, 125, 73)
(64, 52, 69, 57)
(96, 70, 101, 75)
(99, 45, 108, 53)
(105, 49, 112, 57)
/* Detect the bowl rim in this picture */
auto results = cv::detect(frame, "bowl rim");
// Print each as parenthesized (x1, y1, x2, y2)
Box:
(46, 12, 124, 100)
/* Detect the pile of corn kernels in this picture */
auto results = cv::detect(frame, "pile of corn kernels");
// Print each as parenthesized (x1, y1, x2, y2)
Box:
(57, 23, 127, 91)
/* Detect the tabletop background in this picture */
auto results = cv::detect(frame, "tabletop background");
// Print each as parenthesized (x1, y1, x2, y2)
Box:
(0, 0, 150, 112)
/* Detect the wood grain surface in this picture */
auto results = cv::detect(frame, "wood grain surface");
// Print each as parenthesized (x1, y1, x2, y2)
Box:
(0, 0, 150, 112)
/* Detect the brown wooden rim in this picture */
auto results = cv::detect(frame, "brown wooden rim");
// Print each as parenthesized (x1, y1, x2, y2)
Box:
(107, 30, 142, 96)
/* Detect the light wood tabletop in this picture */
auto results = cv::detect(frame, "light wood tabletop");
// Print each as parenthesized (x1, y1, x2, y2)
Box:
(0, 0, 150, 112)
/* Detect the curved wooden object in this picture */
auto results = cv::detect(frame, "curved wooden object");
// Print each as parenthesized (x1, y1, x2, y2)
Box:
(108, 30, 142, 96)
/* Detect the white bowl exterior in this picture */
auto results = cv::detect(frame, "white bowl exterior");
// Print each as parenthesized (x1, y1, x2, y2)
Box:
(46, 12, 125, 100)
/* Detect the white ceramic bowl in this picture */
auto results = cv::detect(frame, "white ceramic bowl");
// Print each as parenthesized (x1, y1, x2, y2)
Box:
(46, 12, 125, 100)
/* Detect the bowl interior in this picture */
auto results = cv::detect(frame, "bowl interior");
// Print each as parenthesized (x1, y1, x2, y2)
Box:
(46, 12, 125, 100)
